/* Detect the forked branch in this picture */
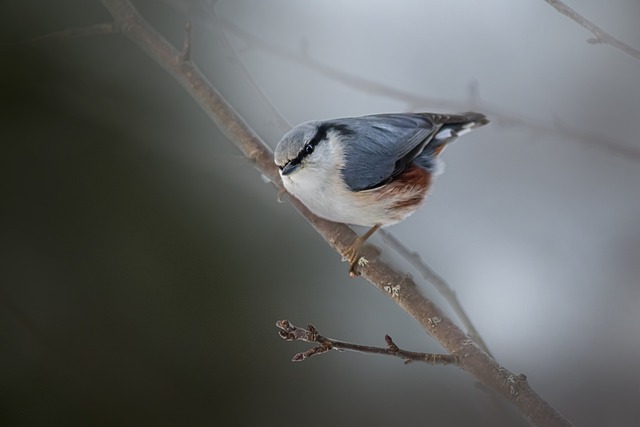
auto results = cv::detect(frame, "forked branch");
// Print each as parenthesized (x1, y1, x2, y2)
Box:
(276, 320, 459, 365)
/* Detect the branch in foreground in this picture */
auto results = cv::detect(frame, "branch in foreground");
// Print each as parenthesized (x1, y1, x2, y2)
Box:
(544, 0, 640, 61)
(99, 1, 573, 426)
(276, 320, 459, 365)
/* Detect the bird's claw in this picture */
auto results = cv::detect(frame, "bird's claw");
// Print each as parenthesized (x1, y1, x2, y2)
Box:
(344, 244, 363, 277)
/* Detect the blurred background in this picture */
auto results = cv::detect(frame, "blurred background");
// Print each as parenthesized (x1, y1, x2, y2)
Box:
(1, 1, 639, 426)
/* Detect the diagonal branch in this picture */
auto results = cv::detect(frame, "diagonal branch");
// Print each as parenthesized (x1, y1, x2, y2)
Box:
(99, 1, 573, 426)
(543, 0, 640, 61)
(276, 320, 459, 365)
(219, 17, 640, 163)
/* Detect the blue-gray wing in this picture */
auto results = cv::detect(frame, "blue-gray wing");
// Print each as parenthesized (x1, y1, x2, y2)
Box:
(333, 113, 439, 191)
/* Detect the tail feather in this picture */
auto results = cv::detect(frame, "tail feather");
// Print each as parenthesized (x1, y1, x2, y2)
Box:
(415, 111, 488, 173)
(434, 112, 489, 140)
(456, 111, 490, 128)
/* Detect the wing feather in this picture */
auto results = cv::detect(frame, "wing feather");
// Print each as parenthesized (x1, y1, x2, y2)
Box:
(335, 113, 440, 191)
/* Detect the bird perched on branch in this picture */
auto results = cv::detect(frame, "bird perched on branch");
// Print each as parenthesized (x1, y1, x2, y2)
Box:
(274, 111, 488, 276)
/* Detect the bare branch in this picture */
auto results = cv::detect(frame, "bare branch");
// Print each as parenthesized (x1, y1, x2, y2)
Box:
(181, 20, 192, 62)
(197, 0, 292, 131)
(543, 0, 640, 61)
(99, 1, 573, 425)
(276, 320, 459, 365)
(2, 23, 117, 46)
(379, 230, 493, 357)
(219, 17, 640, 163)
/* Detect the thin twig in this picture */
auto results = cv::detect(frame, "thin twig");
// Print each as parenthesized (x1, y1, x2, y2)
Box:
(1, 23, 118, 46)
(219, 17, 640, 163)
(276, 320, 459, 365)
(99, 2, 573, 425)
(544, 0, 640, 61)
(379, 229, 493, 357)
(181, 20, 192, 62)
(198, 0, 292, 131)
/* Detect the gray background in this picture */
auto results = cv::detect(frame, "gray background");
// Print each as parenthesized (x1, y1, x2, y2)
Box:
(2, 1, 639, 426)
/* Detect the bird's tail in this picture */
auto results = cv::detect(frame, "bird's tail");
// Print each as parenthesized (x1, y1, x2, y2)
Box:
(427, 112, 488, 154)
(415, 112, 488, 173)
(435, 112, 489, 139)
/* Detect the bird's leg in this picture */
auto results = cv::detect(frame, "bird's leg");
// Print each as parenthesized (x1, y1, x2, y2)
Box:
(344, 224, 381, 276)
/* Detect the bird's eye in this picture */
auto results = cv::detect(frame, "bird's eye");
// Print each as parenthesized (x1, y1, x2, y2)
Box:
(304, 143, 314, 155)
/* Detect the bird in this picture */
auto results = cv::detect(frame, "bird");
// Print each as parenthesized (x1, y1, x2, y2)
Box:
(274, 111, 488, 275)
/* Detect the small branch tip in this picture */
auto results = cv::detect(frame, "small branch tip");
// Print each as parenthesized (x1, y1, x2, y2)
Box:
(181, 20, 192, 62)
(385, 335, 400, 354)
(276, 321, 457, 366)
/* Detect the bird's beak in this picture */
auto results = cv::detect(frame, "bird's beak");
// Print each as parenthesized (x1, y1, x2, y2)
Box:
(281, 162, 299, 176)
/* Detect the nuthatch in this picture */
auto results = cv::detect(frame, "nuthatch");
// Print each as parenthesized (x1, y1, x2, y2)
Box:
(274, 112, 488, 275)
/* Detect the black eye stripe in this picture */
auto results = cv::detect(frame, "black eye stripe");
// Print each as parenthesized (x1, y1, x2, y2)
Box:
(306, 124, 328, 151)
(287, 124, 329, 167)
(284, 123, 355, 169)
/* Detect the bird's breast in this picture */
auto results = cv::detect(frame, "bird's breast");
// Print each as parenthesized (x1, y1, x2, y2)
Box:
(282, 164, 432, 227)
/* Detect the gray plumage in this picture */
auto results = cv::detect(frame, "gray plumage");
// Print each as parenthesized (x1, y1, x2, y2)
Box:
(275, 112, 488, 192)
(341, 112, 489, 190)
